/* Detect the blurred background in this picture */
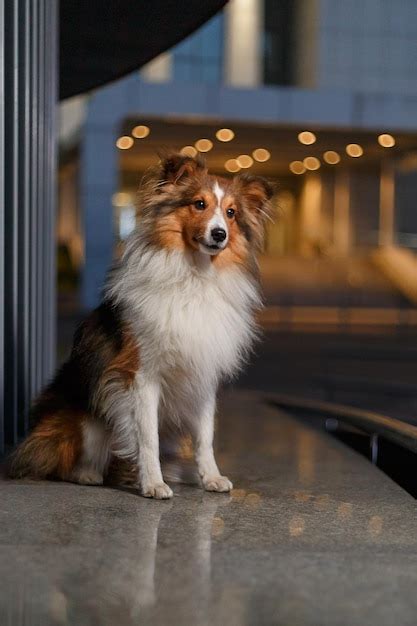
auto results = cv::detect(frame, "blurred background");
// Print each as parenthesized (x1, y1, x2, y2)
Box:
(57, 0, 417, 423)
(2, 4, 417, 621)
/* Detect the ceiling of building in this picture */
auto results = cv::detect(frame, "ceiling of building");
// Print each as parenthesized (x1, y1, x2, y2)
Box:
(118, 117, 417, 188)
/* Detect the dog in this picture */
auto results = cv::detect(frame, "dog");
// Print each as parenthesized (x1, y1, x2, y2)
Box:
(9, 153, 273, 499)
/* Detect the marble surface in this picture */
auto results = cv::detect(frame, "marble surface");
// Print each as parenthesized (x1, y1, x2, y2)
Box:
(1, 390, 417, 625)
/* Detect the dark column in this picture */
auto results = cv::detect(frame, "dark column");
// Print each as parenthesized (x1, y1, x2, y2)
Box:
(0, 0, 58, 454)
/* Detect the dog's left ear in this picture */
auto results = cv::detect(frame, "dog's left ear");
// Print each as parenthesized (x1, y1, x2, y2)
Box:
(236, 173, 274, 203)
(235, 173, 275, 249)
(160, 153, 207, 185)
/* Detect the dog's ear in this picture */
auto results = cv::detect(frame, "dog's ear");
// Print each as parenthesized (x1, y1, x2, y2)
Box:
(160, 153, 207, 185)
(234, 173, 275, 250)
(235, 173, 274, 204)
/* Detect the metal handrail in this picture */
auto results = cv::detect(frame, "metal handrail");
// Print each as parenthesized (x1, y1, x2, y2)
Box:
(267, 393, 417, 454)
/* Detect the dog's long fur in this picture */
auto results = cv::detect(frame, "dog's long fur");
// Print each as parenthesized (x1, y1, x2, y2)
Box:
(9, 153, 273, 498)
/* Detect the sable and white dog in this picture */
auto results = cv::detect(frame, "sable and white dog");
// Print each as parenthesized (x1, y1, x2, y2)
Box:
(10, 153, 273, 499)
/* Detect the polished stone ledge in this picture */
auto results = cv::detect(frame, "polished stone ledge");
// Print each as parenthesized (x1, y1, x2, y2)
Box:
(1, 390, 417, 625)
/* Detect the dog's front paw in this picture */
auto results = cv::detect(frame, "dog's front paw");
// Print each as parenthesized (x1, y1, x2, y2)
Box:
(142, 482, 173, 500)
(203, 475, 233, 493)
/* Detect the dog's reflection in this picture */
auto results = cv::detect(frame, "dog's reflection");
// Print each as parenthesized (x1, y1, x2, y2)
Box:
(2, 487, 230, 625)
(152, 492, 229, 625)
(46, 490, 229, 624)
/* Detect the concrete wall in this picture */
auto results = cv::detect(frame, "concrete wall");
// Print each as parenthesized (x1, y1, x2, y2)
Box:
(317, 0, 417, 95)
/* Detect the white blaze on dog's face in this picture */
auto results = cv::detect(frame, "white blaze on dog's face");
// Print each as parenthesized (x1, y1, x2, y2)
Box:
(197, 181, 228, 255)
(146, 154, 273, 266)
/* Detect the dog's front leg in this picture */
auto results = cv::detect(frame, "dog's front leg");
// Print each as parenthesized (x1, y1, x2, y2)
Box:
(192, 392, 233, 493)
(134, 376, 173, 499)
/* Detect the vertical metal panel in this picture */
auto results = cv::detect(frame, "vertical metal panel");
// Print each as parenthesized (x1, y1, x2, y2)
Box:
(36, 0, 45, 396)
(47, 1, 58, 378)
(0, 2, 5, 453)
(29, 0, 40, 405)
(4, 0, 19, 445)
(0, 0, 58, 454)
(17, 0, 31, 436)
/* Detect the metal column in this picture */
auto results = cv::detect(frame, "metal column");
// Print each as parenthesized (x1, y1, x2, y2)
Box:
(0, 0, 58, 454)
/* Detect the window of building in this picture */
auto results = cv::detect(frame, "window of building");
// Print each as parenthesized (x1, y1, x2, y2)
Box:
(263, 0, 295, 86)
(172, 12, 224, 83)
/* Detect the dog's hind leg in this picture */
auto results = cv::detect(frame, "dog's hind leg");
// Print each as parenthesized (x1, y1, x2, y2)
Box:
(68, 419, 111, 485)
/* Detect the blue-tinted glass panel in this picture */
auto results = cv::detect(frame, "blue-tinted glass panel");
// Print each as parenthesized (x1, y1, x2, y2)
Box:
(263, 0, 295, 85)
(172, 12, 224, 83)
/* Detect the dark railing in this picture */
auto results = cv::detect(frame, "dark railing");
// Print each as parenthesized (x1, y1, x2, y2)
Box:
(268, 393, 417, 454)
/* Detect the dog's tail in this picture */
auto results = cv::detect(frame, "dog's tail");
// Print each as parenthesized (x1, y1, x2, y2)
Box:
(7, 412, 83, 480)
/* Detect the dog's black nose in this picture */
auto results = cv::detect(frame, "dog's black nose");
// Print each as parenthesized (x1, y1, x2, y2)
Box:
(211, 228, 227, 243)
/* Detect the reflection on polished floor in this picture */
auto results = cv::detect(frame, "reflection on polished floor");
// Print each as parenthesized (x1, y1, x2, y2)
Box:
(2, 391, 417, 625)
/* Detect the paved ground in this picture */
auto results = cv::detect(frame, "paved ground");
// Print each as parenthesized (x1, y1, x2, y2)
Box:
(2, 391, 417, 625)
(238, 330, 417, 422)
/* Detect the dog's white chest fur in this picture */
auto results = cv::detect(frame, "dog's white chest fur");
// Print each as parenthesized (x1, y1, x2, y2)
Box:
(107, 244, 261, 392)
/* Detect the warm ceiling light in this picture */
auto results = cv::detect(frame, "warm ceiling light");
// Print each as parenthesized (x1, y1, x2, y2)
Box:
(216, 128, 235, 142)
(289, 161, 306, 174)
(298, 131, 316, 145)
(116, 136, 134, 150)
(236, 154, 253, 168)
(303, 156, 321, 170)
(132, 125, 150, 139)
(378, 133, 395, 148)
(112, 192, 131, 207)
(346, 143, 363, 157)
(180, 145, 198, 158)
(323, 150, 341, 164)
(252, 148, 271, 162)
(225, 159, 241, 173)
(195, 138, 213, 152)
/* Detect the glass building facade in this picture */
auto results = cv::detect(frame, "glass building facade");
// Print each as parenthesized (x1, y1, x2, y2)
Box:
(57, 0, 417, 312)
(173, 12, 224, 83)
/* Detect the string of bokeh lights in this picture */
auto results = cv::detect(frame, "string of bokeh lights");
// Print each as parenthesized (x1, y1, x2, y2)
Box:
(115, 124, 397, 176)
(289, 131, 396, 175)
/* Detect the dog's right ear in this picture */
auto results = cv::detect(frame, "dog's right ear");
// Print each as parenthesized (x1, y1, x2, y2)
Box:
(160, 153, 207, 185)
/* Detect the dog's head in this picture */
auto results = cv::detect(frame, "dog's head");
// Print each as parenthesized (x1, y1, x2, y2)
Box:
(140, 153, 274, 266)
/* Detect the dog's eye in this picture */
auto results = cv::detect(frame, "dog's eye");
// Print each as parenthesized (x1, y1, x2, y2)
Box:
(226, 208, 235, 218)
(194, 200, 206, 210)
